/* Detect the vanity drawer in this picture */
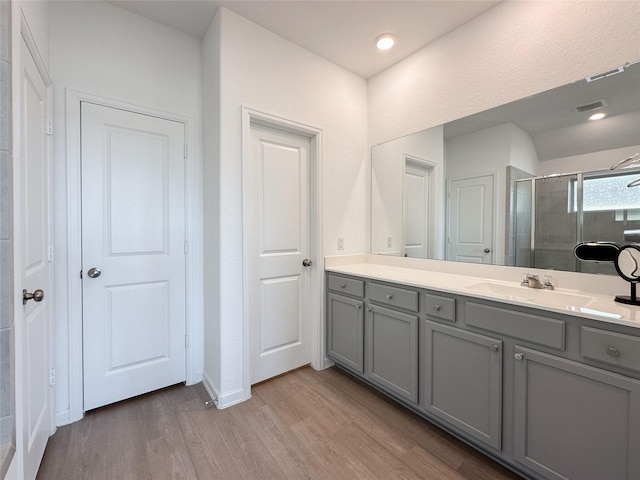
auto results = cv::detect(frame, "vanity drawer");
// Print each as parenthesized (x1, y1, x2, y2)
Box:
(369, 282, 419, 312)
(327, 274, 364, 298)
(465, 301, 565, 350)
(581, 327, 640, 373)
(424, 293, 456, 322)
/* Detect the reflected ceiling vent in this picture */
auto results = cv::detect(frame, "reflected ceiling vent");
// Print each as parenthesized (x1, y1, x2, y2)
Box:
(586, 66, 624, 82)
(575, 100, 606, 113)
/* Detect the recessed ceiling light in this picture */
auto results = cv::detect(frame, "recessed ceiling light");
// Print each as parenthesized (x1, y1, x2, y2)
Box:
(589, 112, 606, 121)
(375, 33, 396, 51)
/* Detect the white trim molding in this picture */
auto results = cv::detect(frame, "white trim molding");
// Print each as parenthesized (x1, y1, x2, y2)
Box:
(64, 90, 202, 423)
(240, 106, 325, 402)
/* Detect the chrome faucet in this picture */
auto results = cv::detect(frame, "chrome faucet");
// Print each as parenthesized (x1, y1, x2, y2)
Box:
(521, 273, 542, 289)
(521, 273, 555, 290)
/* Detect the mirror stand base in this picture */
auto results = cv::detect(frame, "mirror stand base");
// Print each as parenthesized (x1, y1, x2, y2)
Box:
(615, 283, 640, 306)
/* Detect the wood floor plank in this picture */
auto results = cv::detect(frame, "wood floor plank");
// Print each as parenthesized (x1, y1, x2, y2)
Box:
(37, 367, 524, 480)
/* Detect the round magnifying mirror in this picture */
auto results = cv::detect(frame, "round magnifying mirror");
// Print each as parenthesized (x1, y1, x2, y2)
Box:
(614, 245, 640, 282)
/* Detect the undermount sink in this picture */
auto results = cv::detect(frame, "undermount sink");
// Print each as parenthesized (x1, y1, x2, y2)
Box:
(466, 282, 595, 308)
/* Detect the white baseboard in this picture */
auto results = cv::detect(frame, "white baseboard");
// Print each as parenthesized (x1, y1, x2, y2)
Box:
(202, 372, 249, 409)
(55, 409, 71, 427)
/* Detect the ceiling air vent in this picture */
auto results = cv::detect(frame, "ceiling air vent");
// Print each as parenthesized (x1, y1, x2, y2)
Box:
(575, 100, 606, 113)
(586, 66, 625, 82)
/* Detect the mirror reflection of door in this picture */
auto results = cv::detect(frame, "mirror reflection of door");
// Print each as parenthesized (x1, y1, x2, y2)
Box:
(448, 174, 494, 263)
(403, 158, 433, 258)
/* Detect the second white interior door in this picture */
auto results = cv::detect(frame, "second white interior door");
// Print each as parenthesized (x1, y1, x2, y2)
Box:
(448, 174, 494, 264)
(248, 122, 312, 385)
(81, 102, 187, 410)
(404, 161, 431, 258)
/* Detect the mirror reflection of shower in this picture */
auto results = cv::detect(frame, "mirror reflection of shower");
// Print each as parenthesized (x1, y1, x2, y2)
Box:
(513, 168, 640, 274)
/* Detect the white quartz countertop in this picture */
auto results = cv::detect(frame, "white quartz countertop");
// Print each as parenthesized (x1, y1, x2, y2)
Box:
(326, 262, 640, 329)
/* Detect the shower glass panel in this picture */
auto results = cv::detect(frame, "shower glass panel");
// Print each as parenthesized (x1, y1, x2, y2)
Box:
(514, 179, 533, 267)
(514, 169, 640, 273)
(580, 170, 640, 274)
(532, 174, 579, 271)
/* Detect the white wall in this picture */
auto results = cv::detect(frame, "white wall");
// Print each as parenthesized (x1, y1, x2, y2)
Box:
(202, 8, 367, 405)
(371, 126, 444, 257)
(368, 1, 640, 147)
(49, 0, 203, 425)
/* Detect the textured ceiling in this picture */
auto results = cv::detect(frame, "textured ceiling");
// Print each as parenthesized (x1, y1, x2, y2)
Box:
(108, 0, 500, 78)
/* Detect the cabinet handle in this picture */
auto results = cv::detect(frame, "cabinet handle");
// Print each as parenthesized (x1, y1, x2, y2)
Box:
(607, 346, 620, 358)
(386, 294, 393, 299)
(367, 306, 372, 312)
(340, 283, 346, 288)
(356, 304, 362, 309)
(491, 344, 499, 352)
(514, 352, 524, 361)
(433, 304, 441, 311)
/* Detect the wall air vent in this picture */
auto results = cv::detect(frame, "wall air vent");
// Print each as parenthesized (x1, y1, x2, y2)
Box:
(575, 100, 606, 113)
(586, 66, 625, 82)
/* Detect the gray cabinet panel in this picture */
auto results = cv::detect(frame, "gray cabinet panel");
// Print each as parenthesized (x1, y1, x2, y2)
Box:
(422, 321, 502, 451)
(466, 301, 565, 350)
(369, 282, 419, 312)
(423, 293, 456, 322)
(365, 304, 419, 403)
(514, 346, 640, 480)
(581, 326, 640, 373)
(327, 293, 364, 373)
(328, 274, 365, 298)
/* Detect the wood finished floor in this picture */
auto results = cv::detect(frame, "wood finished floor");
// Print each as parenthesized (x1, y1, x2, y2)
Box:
(37, 367, 524, 480)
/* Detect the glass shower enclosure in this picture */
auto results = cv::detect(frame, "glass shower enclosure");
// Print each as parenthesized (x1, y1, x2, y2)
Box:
(514, 168, 640, 274)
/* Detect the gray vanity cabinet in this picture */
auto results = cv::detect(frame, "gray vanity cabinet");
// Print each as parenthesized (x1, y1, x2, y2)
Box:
(421, 320, 503, 451)
(365, 304, 419, 403)
(327, 276, 365, 374)
(513, 345, 640, 480)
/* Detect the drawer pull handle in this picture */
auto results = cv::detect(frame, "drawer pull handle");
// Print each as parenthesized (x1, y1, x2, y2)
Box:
(433, 304, 441, 311)
(340, 283, 346, 288)
(491, 344, 499, 352)
(514, 352, 524, 361)
(607, 346, 620, 358)
(386, 294, 393, 299)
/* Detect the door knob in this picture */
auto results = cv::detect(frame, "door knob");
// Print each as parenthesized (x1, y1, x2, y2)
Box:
(484, 248, 491, 253)
(87, 267, 102, 278)
(23, 289, 44, 305)
(302, 259, 312, 267)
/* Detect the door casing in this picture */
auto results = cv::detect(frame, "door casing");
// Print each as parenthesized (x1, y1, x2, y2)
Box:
(65, 91, 201, 424)
(240, 107, 324, 405)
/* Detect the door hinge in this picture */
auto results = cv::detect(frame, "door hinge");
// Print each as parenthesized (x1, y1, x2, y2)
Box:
(184, 145, 188, 159)
(49, 369, 56, 386)
(184, 240, 188, 254)
(48, 245, 54, 262)
(47, 120, 53, 135)
(80, 270, 83, 279)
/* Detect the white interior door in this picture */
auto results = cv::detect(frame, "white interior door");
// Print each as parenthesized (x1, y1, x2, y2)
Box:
(17, 36, 52, 480)
(448, 175, 494, 264)
(248, 123, 311, 385)
(81, 103, 186, 411)
(403, 161, 431, 258)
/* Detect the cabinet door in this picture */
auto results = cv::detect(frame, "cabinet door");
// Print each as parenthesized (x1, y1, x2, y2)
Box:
(365, 304, 419, 403)
(422, 321, 502, 451)
(327, 293, 364, 374)
(514, 346, 640, 480)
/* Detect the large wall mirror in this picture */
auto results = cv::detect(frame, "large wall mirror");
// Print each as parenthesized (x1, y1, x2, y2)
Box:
(371, 61, 640, 274)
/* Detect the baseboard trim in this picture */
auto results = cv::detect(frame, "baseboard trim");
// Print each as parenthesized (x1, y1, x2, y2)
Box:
(202, 372, 249, 409)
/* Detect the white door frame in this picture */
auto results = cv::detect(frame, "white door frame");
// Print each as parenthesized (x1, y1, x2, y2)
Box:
(241, 107, 324, 400)
(65, 90, 201, 423)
